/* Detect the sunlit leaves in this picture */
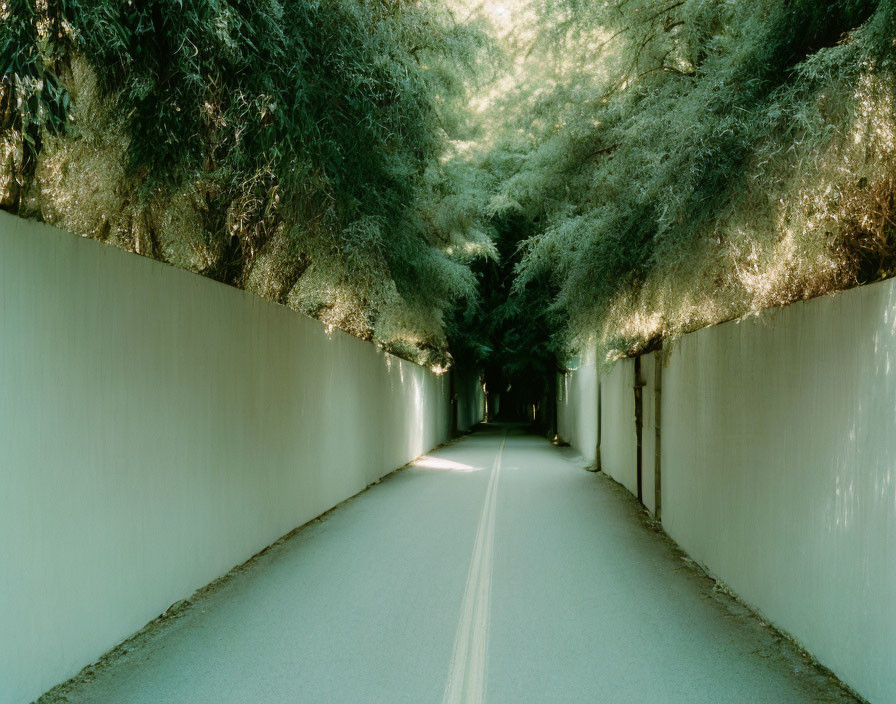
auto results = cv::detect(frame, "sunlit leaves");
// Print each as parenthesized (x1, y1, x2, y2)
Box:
(497, 0, 896, 358)
(0, 0, 494, 365)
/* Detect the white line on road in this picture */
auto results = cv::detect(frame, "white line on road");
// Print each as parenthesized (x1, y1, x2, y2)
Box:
(443, 433, 507, 704)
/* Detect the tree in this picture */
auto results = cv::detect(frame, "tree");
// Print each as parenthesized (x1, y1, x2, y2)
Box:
(0, 0, 495, 365)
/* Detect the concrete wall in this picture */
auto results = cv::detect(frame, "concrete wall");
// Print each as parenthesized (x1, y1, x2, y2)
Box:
(600, 357, 637, 495)
(661, 282, 896, 704)
(455, 370, 485, 432)
(560, 277, 896, 703)
(556, 345, 599, 463)
(0, 212, 452, 704)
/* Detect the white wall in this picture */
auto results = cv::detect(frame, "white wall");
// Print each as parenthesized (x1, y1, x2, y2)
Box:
(0, 212, 452, 704)
(556, 344, 599, 463)
(600, 357, 637, 495)
(661, 281, 896, 704)
(561, 277, 896, 703)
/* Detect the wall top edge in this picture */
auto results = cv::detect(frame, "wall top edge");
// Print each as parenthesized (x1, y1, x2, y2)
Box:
(0, 210, 443, 375)
(607, 274, 896, 362)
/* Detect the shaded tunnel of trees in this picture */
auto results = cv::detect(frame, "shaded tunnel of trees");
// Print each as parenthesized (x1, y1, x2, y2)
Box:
(3, 0, 896, 433)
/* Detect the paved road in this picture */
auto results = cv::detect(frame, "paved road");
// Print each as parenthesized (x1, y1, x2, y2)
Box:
(47, 425, 856, 703)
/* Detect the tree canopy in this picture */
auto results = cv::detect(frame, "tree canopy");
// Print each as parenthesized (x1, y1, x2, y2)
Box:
(1, 0, 493, 365)
(479, 0, 896, 358)
(4, 0, 896, 384)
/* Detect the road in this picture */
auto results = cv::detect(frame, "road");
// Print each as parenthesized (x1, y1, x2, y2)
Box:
(44, 425, 857, 703)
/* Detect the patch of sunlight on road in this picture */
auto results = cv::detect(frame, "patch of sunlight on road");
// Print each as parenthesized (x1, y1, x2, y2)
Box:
(412, 456, 482, 472)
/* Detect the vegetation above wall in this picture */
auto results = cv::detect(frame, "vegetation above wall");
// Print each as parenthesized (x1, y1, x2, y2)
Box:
(4, 1, 896, 371)
(488, 0, 896, 359)
(0, 0, 494, 366)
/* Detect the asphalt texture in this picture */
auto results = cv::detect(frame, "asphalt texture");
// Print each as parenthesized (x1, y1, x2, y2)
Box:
(43, 424, 859, 703)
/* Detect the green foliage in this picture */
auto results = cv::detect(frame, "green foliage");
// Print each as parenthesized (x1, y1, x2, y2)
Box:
(6, 0, 896, 374)
(498, 0, 896, 358)
(445, 206, 562, 423)
(0, 0, 68, 200)
(1, 0, 493, 364)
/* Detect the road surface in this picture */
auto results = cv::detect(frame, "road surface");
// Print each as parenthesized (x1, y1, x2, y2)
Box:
(43, 425, 857, 703)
